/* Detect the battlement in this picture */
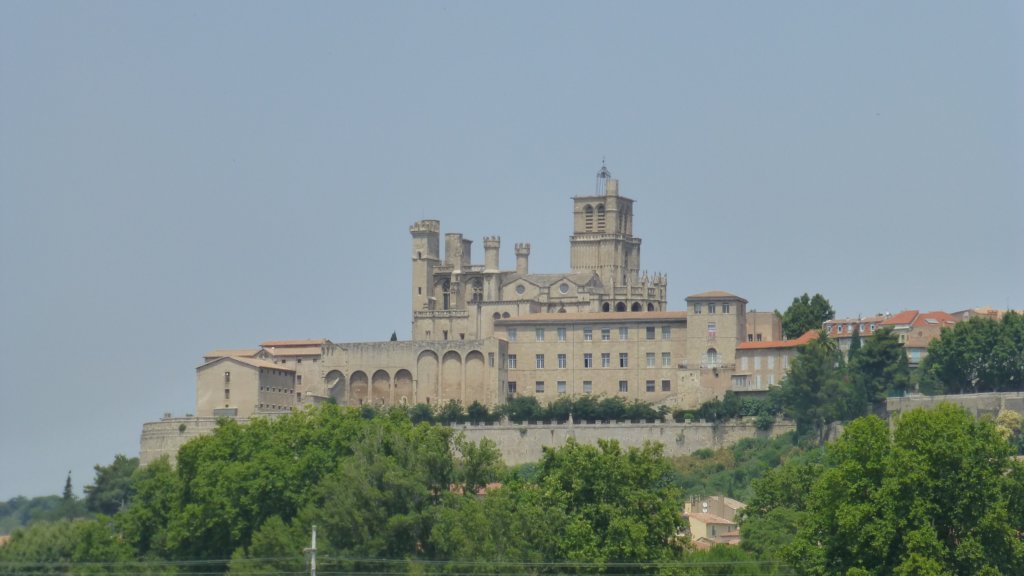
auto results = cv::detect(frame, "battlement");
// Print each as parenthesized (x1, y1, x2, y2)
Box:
(410, 219, 441, 234)
(514, 243, 531, 254)
(483, 236, 501, 247)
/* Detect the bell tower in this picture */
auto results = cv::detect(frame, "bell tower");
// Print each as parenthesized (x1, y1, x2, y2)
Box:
(570, 163, 641, 287)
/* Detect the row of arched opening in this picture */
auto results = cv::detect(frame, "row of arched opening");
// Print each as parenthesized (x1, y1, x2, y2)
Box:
(602, 302, 656, 312)
(324, 349, 488, 406)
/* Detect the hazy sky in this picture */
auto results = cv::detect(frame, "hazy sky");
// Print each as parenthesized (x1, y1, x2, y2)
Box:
(1, 1, 1021, 499)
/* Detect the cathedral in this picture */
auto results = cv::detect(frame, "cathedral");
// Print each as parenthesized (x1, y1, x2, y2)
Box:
(195, 166, 779, 418)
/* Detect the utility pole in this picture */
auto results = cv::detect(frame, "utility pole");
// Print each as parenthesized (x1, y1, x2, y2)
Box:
(304, 525, 317, 576)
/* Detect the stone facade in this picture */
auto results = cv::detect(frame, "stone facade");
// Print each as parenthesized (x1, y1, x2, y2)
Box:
(140, 414, 796, 467)
(193, 166, 792, 419)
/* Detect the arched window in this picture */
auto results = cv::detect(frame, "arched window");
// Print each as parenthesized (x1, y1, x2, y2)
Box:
(615, 302, 627, 312)
(596, 204, 605, 230)
(470, 280, 483, 303)
(492, 312, 501, 320)
(631, 302, 642, 312)
(602, 302, 611, 312)
(584, 205, 594, 231)
(705, 348, 719, 368)
(442, 280, 451, 310)
(647, 303, 655, 311)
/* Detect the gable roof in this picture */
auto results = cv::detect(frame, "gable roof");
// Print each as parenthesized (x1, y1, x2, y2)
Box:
(881, 310, 919, 326)
(263, 346, 323, 357)
(502, 272, 598, 289)
(198, 356, 295, 372)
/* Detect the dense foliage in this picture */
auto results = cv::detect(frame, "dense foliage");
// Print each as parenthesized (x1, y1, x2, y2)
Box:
(1, 406, 691, 575)
(778, 293, 835, 340)
(744, 404, 1024, 575)
(921, 312, 1024, 393)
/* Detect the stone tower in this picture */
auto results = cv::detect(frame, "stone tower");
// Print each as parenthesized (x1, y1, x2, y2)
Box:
(570, 164, 667, 312)
(410, 220, 440, 313)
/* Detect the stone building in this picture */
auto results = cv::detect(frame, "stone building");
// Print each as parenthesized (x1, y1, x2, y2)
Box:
(194, 166, 785, 417)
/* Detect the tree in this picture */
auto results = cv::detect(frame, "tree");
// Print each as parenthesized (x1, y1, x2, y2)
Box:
(84, 454, 139, 515)
(778, 293, 835, 340)
(390, 331, 398, 341)
(847, 324, 862, 361)
(777, 332, 852, 442)
(453, 436, 504, 496)
(534, 439, 685, 566)
(849, 326, 909, 404)
(922, 312, 1024, 393)
(781, 405, 1024, 575)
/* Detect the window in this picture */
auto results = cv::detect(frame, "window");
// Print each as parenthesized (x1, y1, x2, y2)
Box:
(507, 328, 517, 341)
(508, 381, 517, 394)
(557, 354, 567, 369)
(755, 374, 762, 388)
(584, 353, 593, 368)
(827, 324, 833, 333)
(740, 356, 748, 370)
(693, 303, 702, 314)
(662, 352, 671, 367)
(507, 354, 517, 369)
(767, 355, 775, 369)
(708, 321, 717, 338)
(708, 303, 716, 314)
(535, 381, 545, 393)
(870, 323, 876, 331)
(646, 352, 656, 368)
(536, 328, 545, 341)
(224, 371, 231, 383)
(747, 334, 754, 342)
(583, 328, 593, 341)
(646, 326, 656, 340)
(768, 374, 775, 386)
(224, 388, 230, 399)
(646, 380, 656, 392)
(557, 327, 567, 342)
(601, 328, 611, 341)
(488, 352, 494, 367)
(661, 380, 671, 392)
(723, 303, 730, 313)
(756, 333, 763, 342)
(754, 356, 761, 370)
(601, 352, 611, 368)
(583, 380, 593, 393)
(619, 380, 629, 393)
(535, 354, 545, 369)
(837, 324, 844, 333)
(662, 326, 671, 340)
(557, 381, 567, 394)
(619, 327, 629, 340)
(619, 353, 629, 368)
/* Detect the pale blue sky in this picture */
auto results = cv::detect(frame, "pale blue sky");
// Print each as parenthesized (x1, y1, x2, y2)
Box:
(1, 1, 1021, 499)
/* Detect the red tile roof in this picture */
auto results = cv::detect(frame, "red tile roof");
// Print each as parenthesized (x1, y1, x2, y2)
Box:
(881, 310, 919, 326)
(496, 311, 687, 324)
(736, 330, 817, 350)
(912, 311, 957, 328)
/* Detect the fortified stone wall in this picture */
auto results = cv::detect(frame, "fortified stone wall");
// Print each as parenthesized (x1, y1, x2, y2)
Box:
(140, 415, 795, 467)
(886, 392, 1024, 420)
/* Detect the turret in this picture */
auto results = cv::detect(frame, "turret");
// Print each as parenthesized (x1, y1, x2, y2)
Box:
(444, 233, 463, 270)
(411, 220, 441, 314)
(483, 236, 500, 272)
(515, 243, 531, 275)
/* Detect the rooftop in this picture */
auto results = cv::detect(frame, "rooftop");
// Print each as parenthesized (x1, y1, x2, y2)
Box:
(495, 311, 688, 324)
(736, 330, 817, 350)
